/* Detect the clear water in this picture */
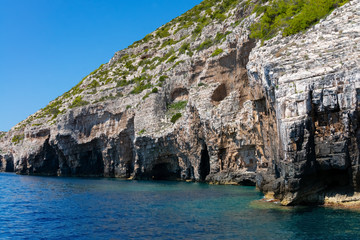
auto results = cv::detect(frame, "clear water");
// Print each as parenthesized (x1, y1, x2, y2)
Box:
(1, 173, 360, 240)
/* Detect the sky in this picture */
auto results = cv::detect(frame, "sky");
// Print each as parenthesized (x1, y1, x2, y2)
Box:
(0, 0, 202, 131)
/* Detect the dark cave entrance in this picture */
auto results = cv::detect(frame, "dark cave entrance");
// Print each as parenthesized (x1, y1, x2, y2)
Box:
(319, 169, 351, 191)
(301, 168, 353, 204)
(199, 144, 210, 181)
(211, 84, 227, 102)
(151, 163, 180, 180)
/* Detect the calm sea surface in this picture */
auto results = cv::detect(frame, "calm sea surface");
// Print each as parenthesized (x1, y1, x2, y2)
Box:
(1, 173, 360, 240)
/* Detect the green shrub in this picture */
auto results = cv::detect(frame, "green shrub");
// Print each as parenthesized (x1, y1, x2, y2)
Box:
(12, 134, 24, 145)
(166, 55, 177, 63)
(171, 113, 182, 124)
(125, 61, 137, 72)
(70, 96, 89, 108)
(142, 92, 150, 100)
(131, 82, 152, 94)
(88, 80, 100, 89)
(179, 42, 191, 55)
(159, 75, 169, 82)
(211, 48, 224, 57)
(39, 98, 63, 119)
(250, 0, 348, 40)
(168, 101, 188, 111)
(94, 95, 114, 103)
(128, 34, 153, 48)
(142, 34, 153, 43)
(120, 54, 130, 62)
(105, 78, 113, 84)
(212, 11, 227, 21)
(131, 74, 152, 84)
(161, 39, 176, 48)
(214, 31, 231, 43)
(156, 26, 171, 38)
(192, 24, 205, 37)
(116, 80, 129, 87)
(171, 60, 185, 70)
(196, 39, 213, 51)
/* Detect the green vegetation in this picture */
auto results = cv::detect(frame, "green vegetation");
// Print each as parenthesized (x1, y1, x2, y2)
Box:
(116, 79, 130, 87)
(171, 60, 185, 69)
(120, 54, 130, 62)
(156, 26, 171, 38)
(130, 74, 153, 94)
(94, 92, 123, 103)
(70, 96, 89, 108)
(142, 93, 150, 100)
(196, 39, 213, 51)
(179, 42, 192, 56)
(211, 48, 224, 57)
(168, 100, 188, 111)
(37, 98, 63, 120)
(128, 34, 154, 48)
(161, 39, 176, 48)
(159, 75, 169, 82)
(113, 68, 129, 79)
(88, 80, 100, 89)
(171, 113, 182, 124)
(138, 129, 146, 135)
(166, 55, 177, 63)
(154, 48, 175, 66)
(142, 87, 158, 100)
(131, 82, 152, 94)
(173, 0, 238, 36)
(125, 61, 137, 72)
(250, 0, 349, 40)
(214, 31, 231, 43)
(12, 134, 24, 145)
(192, 16, 211, 37)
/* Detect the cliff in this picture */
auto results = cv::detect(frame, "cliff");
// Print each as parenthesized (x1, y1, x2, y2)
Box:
(0, 0, 359, 205)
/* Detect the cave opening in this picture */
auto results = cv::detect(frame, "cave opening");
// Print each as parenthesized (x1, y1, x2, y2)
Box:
(151, 163, 180, 180)
(211, 84, 227, 102)
(302, 168, 353, 202)
(199, 144, 210, 181)
(319, 169, 351, 191)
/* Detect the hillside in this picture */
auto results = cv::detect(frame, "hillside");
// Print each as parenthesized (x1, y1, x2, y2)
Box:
(0, 0, 359, 206)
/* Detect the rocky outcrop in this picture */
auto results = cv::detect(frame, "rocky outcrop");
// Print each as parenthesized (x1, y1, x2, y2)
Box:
(248, 0, 360, 205)
(0, 0, 359, 205)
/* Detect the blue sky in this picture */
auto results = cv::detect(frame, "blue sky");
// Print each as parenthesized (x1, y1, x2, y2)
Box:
(0, 0, 202, 131)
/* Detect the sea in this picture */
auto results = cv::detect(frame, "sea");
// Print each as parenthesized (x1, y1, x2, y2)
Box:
(1, 172, 360, 240)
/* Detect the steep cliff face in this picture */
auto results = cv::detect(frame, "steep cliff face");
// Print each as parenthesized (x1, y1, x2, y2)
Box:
(0, 0, 359, 205)
(248, 0, 360, 204)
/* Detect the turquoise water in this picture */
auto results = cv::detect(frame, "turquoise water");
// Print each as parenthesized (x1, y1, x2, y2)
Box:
(1, 173, 360, 239)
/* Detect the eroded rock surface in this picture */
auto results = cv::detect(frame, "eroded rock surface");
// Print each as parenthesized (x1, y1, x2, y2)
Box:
(0, 0, 359, 205)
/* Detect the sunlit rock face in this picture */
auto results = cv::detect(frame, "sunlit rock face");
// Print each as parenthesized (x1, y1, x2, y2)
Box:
(0, 0, 359, 205)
